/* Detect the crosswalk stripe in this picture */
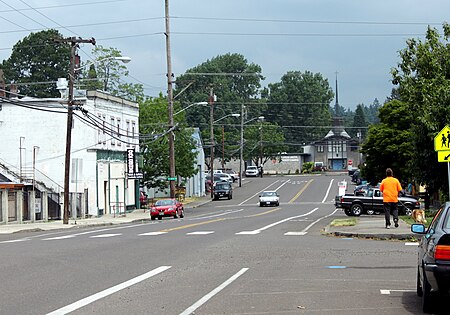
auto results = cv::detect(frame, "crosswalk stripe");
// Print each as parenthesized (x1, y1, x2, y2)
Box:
(90, 233, 122, 238)
(186, 231, 214, 235)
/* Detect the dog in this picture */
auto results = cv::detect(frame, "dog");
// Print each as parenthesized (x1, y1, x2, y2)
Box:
(412, 209, 427, 224)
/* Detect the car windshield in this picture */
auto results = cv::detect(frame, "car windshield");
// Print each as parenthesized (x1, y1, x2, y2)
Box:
(262, 192, 276, 197)
(155, 199, 175, 206)
(216, 184, 231, 189)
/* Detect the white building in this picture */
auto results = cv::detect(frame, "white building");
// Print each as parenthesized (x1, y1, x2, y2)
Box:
(0, 90, 140, 221)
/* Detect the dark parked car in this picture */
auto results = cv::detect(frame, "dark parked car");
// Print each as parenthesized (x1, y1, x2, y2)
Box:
(411, 202, 450, 313)
(213, 182, 233, 200)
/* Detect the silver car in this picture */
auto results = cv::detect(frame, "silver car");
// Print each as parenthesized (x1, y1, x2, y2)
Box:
(259, 191, 280, 207)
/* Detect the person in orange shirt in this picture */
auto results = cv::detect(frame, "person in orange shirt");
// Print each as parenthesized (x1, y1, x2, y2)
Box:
(380, 168, 402, 229)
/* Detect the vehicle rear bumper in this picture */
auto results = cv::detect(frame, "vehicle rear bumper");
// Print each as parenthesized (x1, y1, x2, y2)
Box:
(424, 263, 450, 293)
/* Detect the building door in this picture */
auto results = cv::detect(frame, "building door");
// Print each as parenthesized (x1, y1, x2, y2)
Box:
(332, 159, 344, 170)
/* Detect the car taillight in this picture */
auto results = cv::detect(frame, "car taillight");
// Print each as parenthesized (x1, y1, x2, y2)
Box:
(435, 245, 450, 260)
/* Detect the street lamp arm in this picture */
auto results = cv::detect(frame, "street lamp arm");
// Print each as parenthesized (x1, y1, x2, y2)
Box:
(213, 113, 240, 124)
(174, 101, 208, 116)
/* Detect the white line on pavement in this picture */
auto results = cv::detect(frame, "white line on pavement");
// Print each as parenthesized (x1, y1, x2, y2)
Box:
(380, 289, 415, 295)
(405, 242, 419, 246)
(284, 232, 307, 236)
(189, 209, 244, 220)
(322, 179, 334, 203)
(0, 238, 30, 244)
(297, 208, 339, 234)
(179, 268, 249, 315)
(138, 232, 168, 236)
(46, 266, 171, 315)
(186, 231, 215, 235)
(89, 233, 122, 238)
(43, 235, 77, 241)
(236, 208, 319, 235)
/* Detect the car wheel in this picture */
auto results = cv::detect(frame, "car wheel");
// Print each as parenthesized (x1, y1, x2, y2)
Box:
(151, 216, 156, 221)
(276, 201, 279, 206)
(350, 204, 363, 216)
(260, 202, 264, 207)
(366, 209, 375, 215)
(344, 208, 353, 216)
(174, 211, 178, 219)
(228, 195, 231, 200)
(417, 267, 423, 297)
(422, 270, 433, 313)
(180, 208, 184, 218)
(158, 215, 162, 220)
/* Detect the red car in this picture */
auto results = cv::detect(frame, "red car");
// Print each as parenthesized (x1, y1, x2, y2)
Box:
(150, 198, 184, 220)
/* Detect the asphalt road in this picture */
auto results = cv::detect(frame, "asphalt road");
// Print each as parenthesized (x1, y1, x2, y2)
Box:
(0, 174, 441, 314)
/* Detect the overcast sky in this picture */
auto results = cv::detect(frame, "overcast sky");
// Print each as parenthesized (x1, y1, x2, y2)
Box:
(1, 0, 449, 109)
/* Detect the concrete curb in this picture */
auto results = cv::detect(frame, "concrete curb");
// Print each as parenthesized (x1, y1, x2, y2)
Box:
(323, 224, 416, 240)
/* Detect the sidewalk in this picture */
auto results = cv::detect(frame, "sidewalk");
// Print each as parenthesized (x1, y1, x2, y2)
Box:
(324, 216, 415, 240)
(0, 195, 212, 235)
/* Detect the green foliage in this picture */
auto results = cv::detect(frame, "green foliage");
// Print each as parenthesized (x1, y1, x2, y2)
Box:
(391, 23, 450, 195)
(1, 29, 70, 97)
(360, 100, 414, 184)
(350, 104, 367, 138)
(302, 162, 314, 173)
(80, 45, 144, 102)
(139, 95, 198, 189)
(265, 71, 334, 151)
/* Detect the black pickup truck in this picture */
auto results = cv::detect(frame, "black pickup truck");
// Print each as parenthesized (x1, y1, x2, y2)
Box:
(335, 188, 420, 216)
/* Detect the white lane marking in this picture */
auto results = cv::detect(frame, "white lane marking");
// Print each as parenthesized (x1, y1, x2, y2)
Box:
(89, 233, 122, 238)
(274, 179, 291, 191)
(179, 268, 249, 315)
(238, 180, 281, 205)
(297, 208, 339, 234)
(284, 232, 307, 236)
(186, 231, 214, 235)
(380, 289, 415, 295)
(138, 232, 168, 236)
(0, 238, 29, 244)
(322, 179, 334, 203)
(43, 235, 76, 241)
(405, 242, 419, 246)
(46, 266, 171, 315)
(236, 208, 318, 235)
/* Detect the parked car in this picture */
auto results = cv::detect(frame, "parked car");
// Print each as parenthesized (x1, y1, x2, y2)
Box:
(245, 165, 259, 177)
(348, 167, 358, 176)
(216, 173, 233, 183)
(259, 191, 280, 207)
(219, 168, 239, 182)
(213, 182, 233, 200)
(411, 202, 450, 313)
(150, 198, 184, 220)
(139, 191, 148, 208)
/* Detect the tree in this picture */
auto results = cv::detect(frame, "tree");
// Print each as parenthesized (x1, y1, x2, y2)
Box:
(174, 53, 265, 131)
(391, 23, 450, 199)
(243, 122, 287, 166)
(351, 104, 367, 139)
(1, 29, 70, 98)
(265, 71, 334, 151)
(139, 94, 198, 189)
(360, 100, 414, 185)
(80, 45, 144, 102)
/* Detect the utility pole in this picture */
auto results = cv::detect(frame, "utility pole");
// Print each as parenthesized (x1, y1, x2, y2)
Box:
(209, 86, 214, 198)
(222, 126, 225, 170)
(165, 0, 176, 198)
(239, 104, 244, 187)
(56, 37, 95, 224)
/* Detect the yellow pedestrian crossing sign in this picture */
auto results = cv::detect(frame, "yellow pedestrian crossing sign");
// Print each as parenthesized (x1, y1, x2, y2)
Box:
(434, 125, 450, 151)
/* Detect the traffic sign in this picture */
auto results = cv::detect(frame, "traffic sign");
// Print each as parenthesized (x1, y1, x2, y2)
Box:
(434, 125, 450, 151)
(167, 177, 177, 181)
(437, 151, 450, 162)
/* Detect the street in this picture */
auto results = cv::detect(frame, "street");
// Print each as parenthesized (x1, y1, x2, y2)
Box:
(0, 174, 427, 314)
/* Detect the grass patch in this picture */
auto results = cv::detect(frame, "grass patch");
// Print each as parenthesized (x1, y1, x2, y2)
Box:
(330, 218, 357, 227)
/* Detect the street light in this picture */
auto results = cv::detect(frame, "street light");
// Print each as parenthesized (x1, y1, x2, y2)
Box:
(213, 113, 240, 170)
(239, 109, 264, 187)
(174, 101, 208, 116)
(213, 113, 240, 124)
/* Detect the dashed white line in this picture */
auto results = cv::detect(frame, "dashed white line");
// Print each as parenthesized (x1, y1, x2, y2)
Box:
(138, 232, 168, 236)
(43, 235, 76, 241)
(405, 242, 419, 246)
(179, 268, 249, 315)
(186, 231, 214, 235)
(284, 232, 307, 236)
(89, 233, 122, 238)
(0, 238, 29, 243)
(46, 266, 171, 315)
(380, 289, 415, 295)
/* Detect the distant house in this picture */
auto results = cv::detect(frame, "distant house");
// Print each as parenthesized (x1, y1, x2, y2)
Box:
(0, 88, 140, 222)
